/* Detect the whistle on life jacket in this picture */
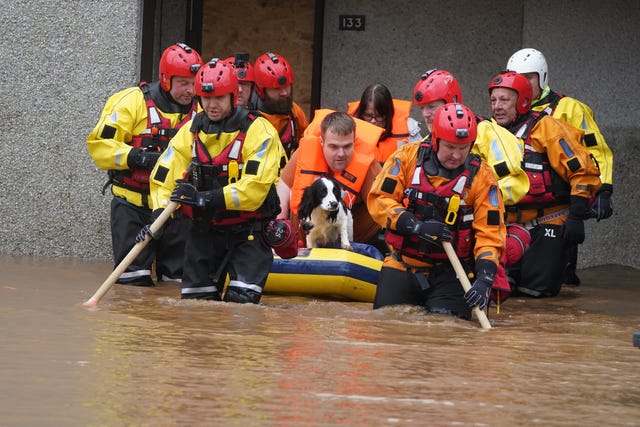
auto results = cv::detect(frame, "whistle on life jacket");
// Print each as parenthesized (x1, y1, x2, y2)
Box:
(444, 194, 460, 225)
(228, 160, 239, 184)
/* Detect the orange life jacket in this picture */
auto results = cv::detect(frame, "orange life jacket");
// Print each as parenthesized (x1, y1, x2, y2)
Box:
(290, 109, 382, 215)
(347, 98, 413, 163)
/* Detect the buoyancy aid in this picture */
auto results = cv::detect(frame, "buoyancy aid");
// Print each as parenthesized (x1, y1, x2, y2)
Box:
(290, 109, 382, 215)
(385, 141, 481, 263)
(508, 112, 571, 209)
(110, 82, 197, 193)
(348, 99, 417, 163)
(181, 112, 277, 225)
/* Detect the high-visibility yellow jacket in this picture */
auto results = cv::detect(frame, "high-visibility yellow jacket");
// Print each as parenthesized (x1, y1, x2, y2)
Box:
(474, 118, 529, 206)
(533, 87, 613, 186)
(150, 108, 284, 215)
(87, 82, 197, 207)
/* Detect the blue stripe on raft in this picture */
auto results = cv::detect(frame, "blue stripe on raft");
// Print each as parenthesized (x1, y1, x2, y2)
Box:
(270, 259, 380, 285)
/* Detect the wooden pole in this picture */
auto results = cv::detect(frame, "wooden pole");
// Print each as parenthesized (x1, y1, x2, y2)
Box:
(83, 202, 178, 307)
(442, 242, 492, 330)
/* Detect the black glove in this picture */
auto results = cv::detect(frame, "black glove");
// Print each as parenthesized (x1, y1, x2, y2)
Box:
(135, 209, 164, 243)
(418, 219, 453, 243)
(564, 195, 589, 244)
(464, 259, 496, 309)
(396, 211, 452, 242)
(128, 147, 161, 170)
(590, 184, 613, 221)
(170, 180, 225, 208)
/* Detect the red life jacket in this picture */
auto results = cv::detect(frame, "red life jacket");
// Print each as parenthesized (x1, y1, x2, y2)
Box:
(509, 111, 571, 210)
(385, 141, 481, 263)
(181, 113, 273, 226)
(112, 82, 197, 192)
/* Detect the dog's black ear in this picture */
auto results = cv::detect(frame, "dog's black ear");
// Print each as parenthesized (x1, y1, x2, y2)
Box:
(298, 185, 314, 219)
(333, 181, 342, 201)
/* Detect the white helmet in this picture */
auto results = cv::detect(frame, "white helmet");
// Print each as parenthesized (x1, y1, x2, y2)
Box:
(506, 48, 548, 90)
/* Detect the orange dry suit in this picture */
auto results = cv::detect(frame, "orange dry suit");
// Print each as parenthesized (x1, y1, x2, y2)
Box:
(257, 101, 309, 159)
(504, 111, 601, 227)
(367, 140, 505, 284)
(290, 109, 383, 216)
(348, 99, 421, 163)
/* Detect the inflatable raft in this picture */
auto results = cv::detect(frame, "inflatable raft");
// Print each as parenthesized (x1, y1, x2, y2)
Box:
(263, 247, 383, 302)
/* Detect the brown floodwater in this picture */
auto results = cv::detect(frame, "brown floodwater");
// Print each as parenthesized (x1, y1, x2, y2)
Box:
(1, 254, 639, 426)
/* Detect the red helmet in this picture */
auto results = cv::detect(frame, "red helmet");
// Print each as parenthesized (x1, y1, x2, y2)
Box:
(413, 69, 463, 105)
(431, 103, 477, 150)
(159, 43, 203, 91)
(224, 53, 255, 82)
(195, 58, 239, 106)
(253, 52, 294, 98)
(488, 71, 532, 115)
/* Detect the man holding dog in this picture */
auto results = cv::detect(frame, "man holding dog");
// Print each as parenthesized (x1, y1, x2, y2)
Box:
(277, 110, 384, 248)
(367, 102, 506, 321)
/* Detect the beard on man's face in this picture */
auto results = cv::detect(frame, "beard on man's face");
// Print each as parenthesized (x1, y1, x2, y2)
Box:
(263, 92, 293, 115)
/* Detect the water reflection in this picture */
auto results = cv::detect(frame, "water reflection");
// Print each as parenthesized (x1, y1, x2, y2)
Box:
(1, 255, 639, 426)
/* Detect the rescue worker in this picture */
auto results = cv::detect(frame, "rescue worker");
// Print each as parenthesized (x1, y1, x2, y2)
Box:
(413, 68, 529, 207)
(413, 68, 530, 303)
(488, 71, 601, 297)
(347, 83, 422, 163)
(86, 43, 202, 285)
(225, 53, 257, 110)
(367, 103, 506, 320)
(276, 110, 384, 248)
(148, 58, 286, 303)
(506, 48, 615, 285)
(249, 51, 309, 158)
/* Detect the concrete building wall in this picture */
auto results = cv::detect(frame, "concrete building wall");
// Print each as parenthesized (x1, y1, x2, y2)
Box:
(0, 0, 638, 269)
(0, 0, 141, 259)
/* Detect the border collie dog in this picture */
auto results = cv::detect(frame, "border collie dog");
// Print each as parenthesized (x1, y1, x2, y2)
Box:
(298, 177, 353, 251)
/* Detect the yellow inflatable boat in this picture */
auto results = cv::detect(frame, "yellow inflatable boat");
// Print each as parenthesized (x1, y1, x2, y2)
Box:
(263, 247, 382, 302)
